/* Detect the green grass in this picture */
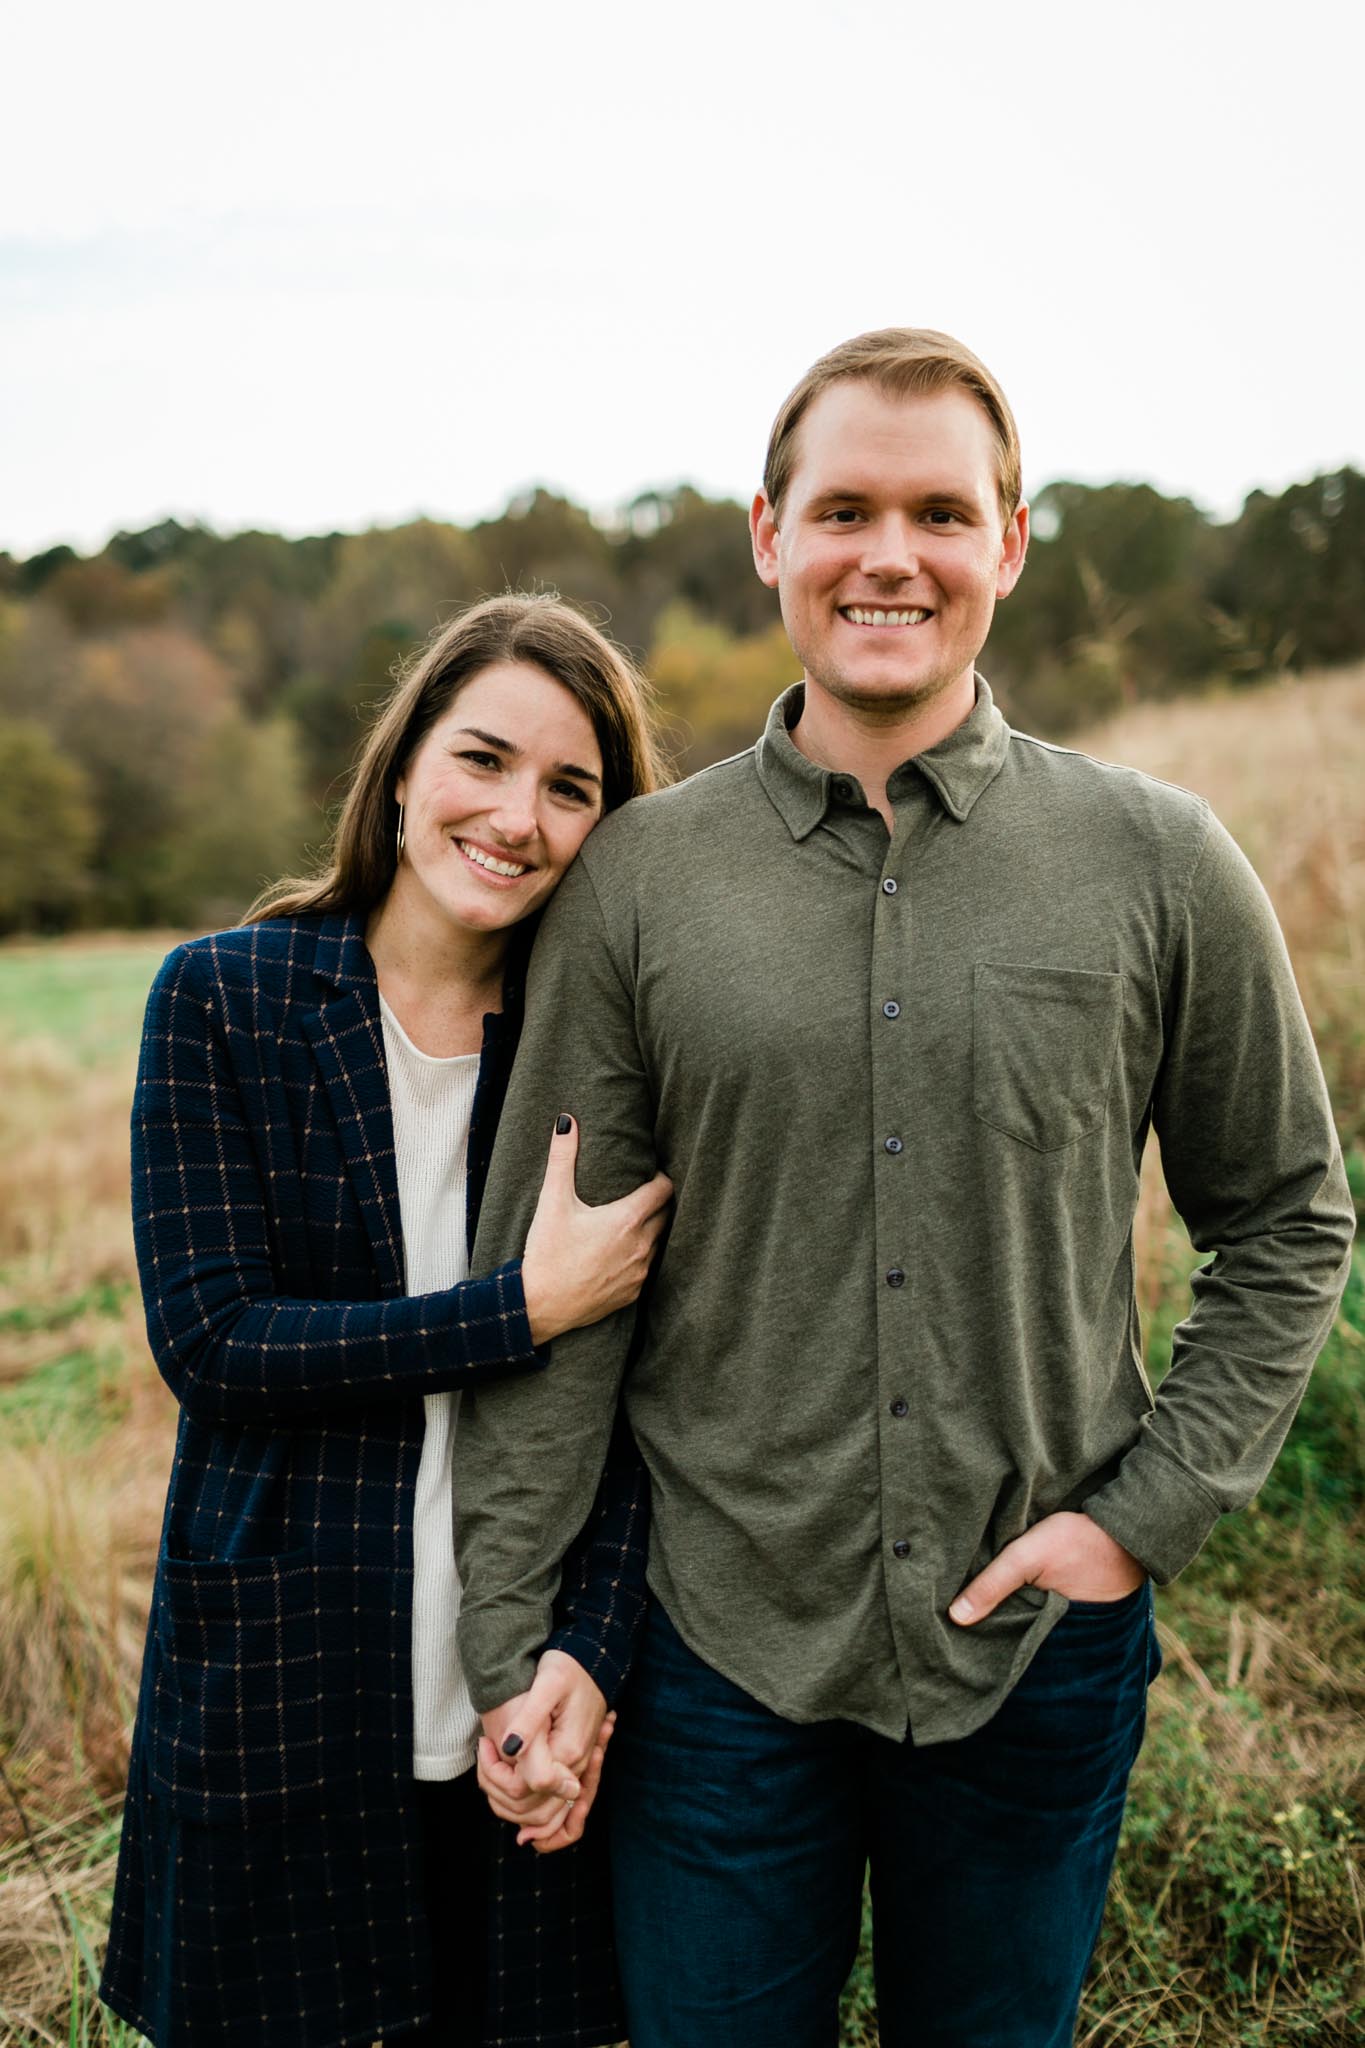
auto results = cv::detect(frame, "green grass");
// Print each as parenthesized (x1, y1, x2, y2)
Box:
(0, 941, 169, 1065)
(0, 1338, 133, 1451)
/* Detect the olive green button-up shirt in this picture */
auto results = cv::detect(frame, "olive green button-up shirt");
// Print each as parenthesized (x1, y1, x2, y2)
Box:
(455, 681, 1353, 1744)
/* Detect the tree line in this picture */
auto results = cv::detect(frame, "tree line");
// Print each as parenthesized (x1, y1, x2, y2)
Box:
(1, 466, 1362, 932)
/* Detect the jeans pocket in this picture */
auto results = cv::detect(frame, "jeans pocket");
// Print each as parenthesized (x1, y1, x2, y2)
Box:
(1064, 1583, 1148, 1617)
(973, 963, 1123, 1152)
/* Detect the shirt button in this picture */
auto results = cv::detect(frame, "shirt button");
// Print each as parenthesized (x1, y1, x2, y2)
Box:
(881, 877, 898, 895)
(886, 1267, 906, 1288)
(889, 1397, 909, 1418)
(884, 1136, 904, 1154)
(882, 1000, 901, 1020)
(892, 1538, 911, 1559)
(833, 777, 855, 801)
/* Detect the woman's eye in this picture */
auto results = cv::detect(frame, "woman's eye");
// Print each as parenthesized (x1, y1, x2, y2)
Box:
(457, 750, 500, 770)
(552, 781, 593, 805)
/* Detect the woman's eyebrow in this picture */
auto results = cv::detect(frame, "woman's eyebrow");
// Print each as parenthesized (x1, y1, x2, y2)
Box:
(456, 726, 601, 787)
(456, 725, 516, 751)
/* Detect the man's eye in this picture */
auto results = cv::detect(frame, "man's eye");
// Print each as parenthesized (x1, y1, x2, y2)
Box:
(827, 508, 862, 525)
(925, 509, 960, 526)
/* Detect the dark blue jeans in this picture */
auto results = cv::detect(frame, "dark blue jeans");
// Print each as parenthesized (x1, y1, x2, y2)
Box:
(609, 1588, 1160, 2047)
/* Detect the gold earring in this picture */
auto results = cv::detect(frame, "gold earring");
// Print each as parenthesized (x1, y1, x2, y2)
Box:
(395, 801, 405, 860)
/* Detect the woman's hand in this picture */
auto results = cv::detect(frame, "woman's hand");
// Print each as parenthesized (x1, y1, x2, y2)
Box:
(478, 1650, 613, 1851)
(521, 1116, 672, 1345)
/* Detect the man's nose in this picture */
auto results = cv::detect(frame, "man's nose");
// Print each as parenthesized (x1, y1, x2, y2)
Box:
(861, 517, 920, 581)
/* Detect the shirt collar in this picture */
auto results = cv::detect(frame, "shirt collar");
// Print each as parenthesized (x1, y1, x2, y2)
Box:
(754, 674, 1010, 841)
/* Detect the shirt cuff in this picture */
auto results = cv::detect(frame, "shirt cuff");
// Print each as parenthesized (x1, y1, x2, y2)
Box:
(1083, 1437, 1223, 1583)
(463, 1259, 550, 1378)
(542, 1619, 633, 1710)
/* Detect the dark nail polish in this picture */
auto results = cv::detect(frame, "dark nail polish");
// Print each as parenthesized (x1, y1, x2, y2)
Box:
(502, 1732, 524, 1757)
(555, 1114, 572, 1136)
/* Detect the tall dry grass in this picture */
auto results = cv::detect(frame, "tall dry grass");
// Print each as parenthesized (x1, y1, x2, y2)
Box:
(0, 1019, 172, 1774)
(0, 990, 175, 2043)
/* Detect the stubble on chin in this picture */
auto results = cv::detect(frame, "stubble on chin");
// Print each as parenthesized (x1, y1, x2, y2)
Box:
(799, 652, 969, 730)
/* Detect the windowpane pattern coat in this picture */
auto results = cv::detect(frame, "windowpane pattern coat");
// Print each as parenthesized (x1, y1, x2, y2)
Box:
(100, 913, 647, 2047)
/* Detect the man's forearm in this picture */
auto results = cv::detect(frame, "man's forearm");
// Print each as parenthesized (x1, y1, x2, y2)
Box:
(457, 854, 658, 1704)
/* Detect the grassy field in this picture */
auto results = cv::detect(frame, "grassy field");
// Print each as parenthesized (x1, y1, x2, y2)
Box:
(1, 672, 1362, 2045)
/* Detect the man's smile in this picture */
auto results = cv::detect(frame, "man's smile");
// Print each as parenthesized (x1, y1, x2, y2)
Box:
(838, 606, 932, 628)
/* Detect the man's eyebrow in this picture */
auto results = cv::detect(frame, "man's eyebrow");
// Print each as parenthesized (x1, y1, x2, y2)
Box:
(455, 727, 601, 786)
(807, 485, 984, 514)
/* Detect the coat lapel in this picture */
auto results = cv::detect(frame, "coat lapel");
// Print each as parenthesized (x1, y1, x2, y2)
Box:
(299, 915, 406, 1300)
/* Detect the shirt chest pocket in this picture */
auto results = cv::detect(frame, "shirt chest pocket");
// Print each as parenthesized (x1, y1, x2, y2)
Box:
(973, 964, 1123, 1153)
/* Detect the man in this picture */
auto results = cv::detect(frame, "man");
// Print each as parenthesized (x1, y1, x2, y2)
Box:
(455, 330, 1353, 2046)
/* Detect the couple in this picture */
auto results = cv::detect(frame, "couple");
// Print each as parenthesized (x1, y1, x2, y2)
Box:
(102, 329, 1353, 2048)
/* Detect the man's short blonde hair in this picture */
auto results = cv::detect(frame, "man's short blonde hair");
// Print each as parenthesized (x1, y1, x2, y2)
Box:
(763, 328, 1022, 529)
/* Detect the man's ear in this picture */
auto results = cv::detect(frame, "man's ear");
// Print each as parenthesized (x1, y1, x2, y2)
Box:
(996, 501, 1029, 600)
(750, 490, 781, 590)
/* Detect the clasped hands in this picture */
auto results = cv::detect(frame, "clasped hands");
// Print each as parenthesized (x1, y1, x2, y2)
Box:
(478, 1650, 611, 1856)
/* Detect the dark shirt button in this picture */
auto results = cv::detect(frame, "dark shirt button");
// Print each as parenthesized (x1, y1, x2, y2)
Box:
(886, 1267, 906, 1288)
(884, 1136, 904, 1154)
(892, 1538, 911, 1559)
(882, 1000, 901, 1020)
(881, 877, 898, 895)
(833, 777, 855, 801)
(889, 1397, 909, 1418)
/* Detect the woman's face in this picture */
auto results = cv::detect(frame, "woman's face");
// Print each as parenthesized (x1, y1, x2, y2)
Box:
(393, 660, 605, 937)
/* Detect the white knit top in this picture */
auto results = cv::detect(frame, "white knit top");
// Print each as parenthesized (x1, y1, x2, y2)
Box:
(379, 992, 483, 1781)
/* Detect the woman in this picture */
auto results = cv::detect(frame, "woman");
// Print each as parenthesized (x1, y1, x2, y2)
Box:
(100, 594, 672, 2048)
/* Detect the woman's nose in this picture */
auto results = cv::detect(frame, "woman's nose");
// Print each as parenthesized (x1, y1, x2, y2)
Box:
(487, 782, 539, 843)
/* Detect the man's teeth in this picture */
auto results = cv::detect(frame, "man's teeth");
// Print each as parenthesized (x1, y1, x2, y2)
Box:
(844, 607, 930, 627)
(459, 841, 528, 878)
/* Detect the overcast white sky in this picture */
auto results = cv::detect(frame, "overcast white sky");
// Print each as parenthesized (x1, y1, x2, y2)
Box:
(3, 0, 1360, 557)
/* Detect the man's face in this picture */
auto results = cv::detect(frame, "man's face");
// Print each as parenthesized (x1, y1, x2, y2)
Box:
(750, 379, 1028, 722)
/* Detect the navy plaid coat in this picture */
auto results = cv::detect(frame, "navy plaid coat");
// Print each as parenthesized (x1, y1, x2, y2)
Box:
(100, 913, 647, 2048)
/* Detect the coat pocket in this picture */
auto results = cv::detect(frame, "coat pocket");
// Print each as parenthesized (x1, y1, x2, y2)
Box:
(148, 1548, 343, 1825)
(973, 963, 1123, 1153)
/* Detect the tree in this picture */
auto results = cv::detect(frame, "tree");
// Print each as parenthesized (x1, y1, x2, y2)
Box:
(649, 604, 797, 770)
(55, 627, 233, 922)
(1214, 469, 1365, 672)
(984, 481, 1224, 734)
(0, 719, 97, 931)
(166, 713, 316, 927)
(613, 487, 777, 649)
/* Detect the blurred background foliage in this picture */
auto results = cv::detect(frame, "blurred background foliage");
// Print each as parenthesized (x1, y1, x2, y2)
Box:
(1, 464, 1363, 935)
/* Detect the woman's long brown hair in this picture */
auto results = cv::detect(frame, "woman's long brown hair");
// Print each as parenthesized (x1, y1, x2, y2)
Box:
(247, 592, 669, 923)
